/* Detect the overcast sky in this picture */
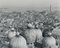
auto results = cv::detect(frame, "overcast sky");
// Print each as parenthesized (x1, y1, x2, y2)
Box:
(0, 0, 60, 8)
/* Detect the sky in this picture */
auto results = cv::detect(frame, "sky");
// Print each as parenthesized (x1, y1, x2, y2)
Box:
(0, 0, 60, 8)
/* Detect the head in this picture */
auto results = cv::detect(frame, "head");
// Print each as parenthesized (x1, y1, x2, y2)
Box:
(42, 28, 52, 37)
(16, 32, 20, 37)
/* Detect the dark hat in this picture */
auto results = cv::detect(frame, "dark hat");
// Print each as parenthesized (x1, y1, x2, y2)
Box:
(42, 28, 52, 37)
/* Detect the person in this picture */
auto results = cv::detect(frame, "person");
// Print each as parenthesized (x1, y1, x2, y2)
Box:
(42, 29, 59, 48)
